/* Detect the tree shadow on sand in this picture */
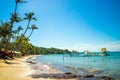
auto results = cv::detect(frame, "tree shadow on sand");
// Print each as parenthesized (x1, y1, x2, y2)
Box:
(4, 60, 20, 65)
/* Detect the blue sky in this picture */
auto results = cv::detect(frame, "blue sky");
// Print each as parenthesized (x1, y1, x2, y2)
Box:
(0, 0, 120, 51)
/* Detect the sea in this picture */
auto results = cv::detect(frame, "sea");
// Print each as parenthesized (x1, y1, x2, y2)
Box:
(34, 52, 120, 78)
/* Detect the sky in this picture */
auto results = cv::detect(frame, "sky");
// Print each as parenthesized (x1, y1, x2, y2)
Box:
(0, 0, 120, 51)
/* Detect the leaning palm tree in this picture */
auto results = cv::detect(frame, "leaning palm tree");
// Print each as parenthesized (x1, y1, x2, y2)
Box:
(27, 24, 38, 38)
(23, 12, 37, 35)
(7, 13, 21, 51)
(6, 0, 26, 51)
(10, 0, 26, 29)
(10, 0, 26, 31)
(9, 0, 26, 35)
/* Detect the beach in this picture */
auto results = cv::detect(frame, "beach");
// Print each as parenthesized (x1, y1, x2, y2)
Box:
(0, 55, 75, 80)
(0, 55, 117, 80)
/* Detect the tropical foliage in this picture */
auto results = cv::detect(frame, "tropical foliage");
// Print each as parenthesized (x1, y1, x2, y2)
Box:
(0, 0, 38, 58)
(0, 0, 75, 59)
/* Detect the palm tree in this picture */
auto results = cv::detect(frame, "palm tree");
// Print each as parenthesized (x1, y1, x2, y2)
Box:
(10, 0, 26, 30)
(10, 13, 21, 23)
(12, 26, 23, 41)
(17, 26, 23, 36)
(6, 0, 26, 51)
(6, 13, 22, 51)
(10, 0, 26, 31)
(23, 12, 37, 35)
(27, 24, 38, 38)
(12, 26, 23, 37)
(0, 22, 11, 51)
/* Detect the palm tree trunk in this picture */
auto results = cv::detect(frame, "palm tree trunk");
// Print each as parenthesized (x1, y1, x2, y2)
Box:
(27, 30, 33, 39)
(5, 2, 18, 51)
(14, 2, 18, 14)
(0, 38, 5, 49)
(23, 20, 30, 35)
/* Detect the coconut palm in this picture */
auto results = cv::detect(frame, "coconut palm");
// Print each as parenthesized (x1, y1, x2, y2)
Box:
(23, 12, 37, 35)
(6, 0, 26, 51)
(10, 13, 21, 23)
(17, 26, 23, 36)
(10, 0, 26, 23)
(27, 24, 38, 38)
(10, 0, 26, 28)
(6, 13, 22, 51)
(12, 26, 23, 39)
(13, 26, 23, 37)
(0, 22, 10, 37)
(0, 22, 11, 50)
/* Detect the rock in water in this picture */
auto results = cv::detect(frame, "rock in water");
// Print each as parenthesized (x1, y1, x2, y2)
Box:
(84, 74, 94, 78)
(102, 76, 112, 80)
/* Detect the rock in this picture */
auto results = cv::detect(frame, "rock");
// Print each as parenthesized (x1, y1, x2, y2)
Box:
(26, 60, 36, 64)
(65, 72, 73, 75)
(102, 76, 112, 80)
(84, 74, 94, 78)
(31, 73, 80, 79)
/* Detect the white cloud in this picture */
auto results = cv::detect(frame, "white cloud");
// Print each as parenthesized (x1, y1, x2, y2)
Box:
(101, 41, 120, 51)
(58, 40, 120, 52)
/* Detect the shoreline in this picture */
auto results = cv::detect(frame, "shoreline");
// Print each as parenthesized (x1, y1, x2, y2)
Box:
(27, 55, 114, 80)
(0, 55, 117, 80)
(26, 55, 63, 74)
(0, 55, 76, 80)
(0, 55, 53, 80)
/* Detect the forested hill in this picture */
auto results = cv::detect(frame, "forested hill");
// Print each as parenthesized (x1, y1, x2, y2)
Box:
(31, 46, 77, 55)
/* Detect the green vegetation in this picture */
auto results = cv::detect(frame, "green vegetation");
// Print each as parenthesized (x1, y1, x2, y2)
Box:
(0, 0, 38, 58)
(0, 0, 75, 59)
(35, 47, 71, 55)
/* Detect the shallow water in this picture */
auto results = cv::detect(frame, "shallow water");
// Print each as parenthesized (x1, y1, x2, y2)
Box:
(35, 52, 120, 78)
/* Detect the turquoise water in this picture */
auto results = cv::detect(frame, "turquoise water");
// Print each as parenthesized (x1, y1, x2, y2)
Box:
(35, 52, 120, 78)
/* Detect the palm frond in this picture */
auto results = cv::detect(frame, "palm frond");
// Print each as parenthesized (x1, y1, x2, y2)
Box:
(16, 0, 27, 3)
(31, 24, 38, 30)
(32, 17, 37, 21)
(18, 26, 23, 31)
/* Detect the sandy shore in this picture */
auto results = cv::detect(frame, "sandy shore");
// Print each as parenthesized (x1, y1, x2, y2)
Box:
(0, 55, 114, 80)
(0, 55, 75, 80)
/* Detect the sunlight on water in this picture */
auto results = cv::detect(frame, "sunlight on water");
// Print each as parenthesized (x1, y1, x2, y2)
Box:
(35, 52, 120, 78)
